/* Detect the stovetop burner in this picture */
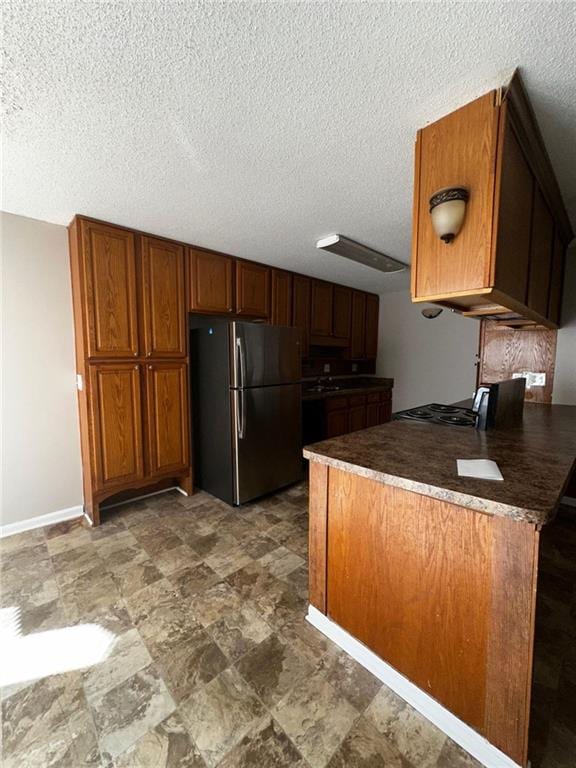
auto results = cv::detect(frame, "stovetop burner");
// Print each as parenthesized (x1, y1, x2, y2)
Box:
(394, 403, 477, 428)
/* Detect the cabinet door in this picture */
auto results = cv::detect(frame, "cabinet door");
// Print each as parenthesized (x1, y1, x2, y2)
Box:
(89, 364, 144, 490)
(365, 294, 379, 359)
(311, 281, 334, 336)
(350, 292, 366, 359)
(271, 270, 293, 325)
(494, 120, 534, 304)
(366, 403, 380, 427)
(81, 220, 139, 358)
(189, 248, 234, 314)
(349, 406, 366, 433)
(528, 187, 554, 318)
(145, 362, 189, 476)
(333, 286, 352, 341)
(379, 401, 392, 424)
(326, 409, 349, 438)
(547, 231, 565, 325)
(292, 276, 311, 358)
(236, 260, 270, 317)
(141, 237, 186, 357)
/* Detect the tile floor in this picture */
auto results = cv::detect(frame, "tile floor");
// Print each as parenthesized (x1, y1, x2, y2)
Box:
(0, 484, 573, 767)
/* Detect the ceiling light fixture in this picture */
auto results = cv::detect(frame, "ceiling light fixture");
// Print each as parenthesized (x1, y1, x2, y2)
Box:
(421, 307, 443, 319)
(315, 235, 407, 274)
(429, 187, 469, 243)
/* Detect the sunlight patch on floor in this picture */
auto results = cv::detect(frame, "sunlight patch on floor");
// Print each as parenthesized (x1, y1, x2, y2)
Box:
(0, 606, 116, 686)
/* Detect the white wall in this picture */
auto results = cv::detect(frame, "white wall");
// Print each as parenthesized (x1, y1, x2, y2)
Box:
(376, 290, 479, 412)
(1, 212, 83, 528)
(552, 246, 576, 406)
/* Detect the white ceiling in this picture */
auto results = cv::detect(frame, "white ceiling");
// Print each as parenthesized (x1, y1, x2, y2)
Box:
(3, 1, 575, 293)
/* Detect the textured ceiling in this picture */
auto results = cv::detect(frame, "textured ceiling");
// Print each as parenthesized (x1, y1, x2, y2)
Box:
(3, 1, 576, 292)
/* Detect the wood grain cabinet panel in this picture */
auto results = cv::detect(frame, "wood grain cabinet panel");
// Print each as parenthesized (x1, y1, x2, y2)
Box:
(350, 291, 366, 359)
(365, 294, 379, 359)
(140, 237, 186, 357)
(292, 276, 311, 358)
(145, 362, 189, 476)
(528, 187, 554, 317)
(332, 286, 352, 341)
(89, 364, 144, 490)
(81, 220, 139, 358)
(236, 260, 270, 318)
(348, 406, 366, 433)
(366, 403, 380, 427)
(189, 248, 234, 314)
(547, 232, 565, 325)
(271, 269, 293, 325)
(493, 120, 534, 305)
(326, 409, 349, 438)
(311, 281, 334, 337)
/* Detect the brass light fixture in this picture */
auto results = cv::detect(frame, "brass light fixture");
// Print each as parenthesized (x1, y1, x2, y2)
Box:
(429, 187, 469, 243)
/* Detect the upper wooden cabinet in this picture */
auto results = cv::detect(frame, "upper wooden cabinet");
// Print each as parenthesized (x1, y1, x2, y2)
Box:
(189, 248, 234, 314)
(411, 73, 573, 328)
(271, 269, 293, 325)
(332, 286, 352, 342)
(548, 232, 565, 325)
(292, 276, 311, 358)
(350, 291, 366, 359)
(89, 363, 144, 490)
(236, 260, 270, 318)
(141, 237, 186, 358)
(365, 294, 379, 359)
(145, 362, 189, 477)
(76, 220, 139, 358)
(311, 281, 334, 337)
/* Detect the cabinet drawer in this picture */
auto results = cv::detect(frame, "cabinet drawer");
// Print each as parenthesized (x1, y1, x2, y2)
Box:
(326, 396, 349, 412)
(348, 394, 367, 407)
(366, 392, 381, 404)
(380, 389, 392, 402)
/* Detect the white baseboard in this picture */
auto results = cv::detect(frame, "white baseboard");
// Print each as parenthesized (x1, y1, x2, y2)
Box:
(0, 505, 84, 539)
(306, 606, 521, 768)
(561, 495, 576, 508)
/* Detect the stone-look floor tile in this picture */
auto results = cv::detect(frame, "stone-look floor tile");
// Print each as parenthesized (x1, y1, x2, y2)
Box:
(154, 544, 201, 576)
(225, 561, 283, 600)
(253, 578, 307, 630)
(89, 664, 176, 759)
(1, 570, 59, 611)
(111, 556, 164, 599)
(541, 723, 576, 768)
(113, 711, 206, 767)
(272, 668, 359, 767)
(2, 718, 78, 768)
(170, 562, 220, 599)
(236, 633, 316, 707)
(365, 686, 446, 768)
(18, 596, 68, 634)
(217, 716, 307, 768)
(46, 523, 93, 555)
(185, 531, 236, 558)
(0, 526, 45, 556)
(180, 667, 266, 768)
(281, 564, 308, 599)
(1, 542, 51, 577)
(188, 581, 242, 628)
(133, 524, 184, 559)
(267, 520, 303, 546)
(60, 566, 121, 622)
(94, 530, 142, 566)
(324, 651, 383, 712)
(52, 544, 103, 586)
(259, 546, 304, 580)
(89, 518, 128, 541)
(83, 628, 152, 702)
(241, 532, 278, 560)
(279, 616, 338, 667)
(205, 542, 254, 579)
(208, 602, 272, 662)
(435, 738, 482, 767)
(125, 579, 202, 657)
(327, 716, 410, 767)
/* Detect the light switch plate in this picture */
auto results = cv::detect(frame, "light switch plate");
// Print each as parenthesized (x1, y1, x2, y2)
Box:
(323, 363, 331, 373)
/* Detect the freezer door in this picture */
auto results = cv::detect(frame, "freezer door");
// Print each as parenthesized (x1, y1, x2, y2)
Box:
(230, 322, 300, 388)
(231, 383, 302, 504)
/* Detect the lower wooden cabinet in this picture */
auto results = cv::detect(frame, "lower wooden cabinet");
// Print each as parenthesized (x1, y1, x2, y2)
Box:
(326, 409, 349, 438)
(89, 364, 145, 490)
(145, 362, 189, 476)
(325, 390, 392, 438)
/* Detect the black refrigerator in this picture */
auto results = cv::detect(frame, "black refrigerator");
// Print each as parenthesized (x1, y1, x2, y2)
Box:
(190, 318, 302, 505)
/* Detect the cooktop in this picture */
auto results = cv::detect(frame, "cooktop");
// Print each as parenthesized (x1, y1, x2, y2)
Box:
(394, 403, 477, 428)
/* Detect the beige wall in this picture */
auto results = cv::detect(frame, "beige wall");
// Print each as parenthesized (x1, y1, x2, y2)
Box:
(376, 290, 479, 412)
(1, 212, 83, 528)
(552, 246, 576, 406)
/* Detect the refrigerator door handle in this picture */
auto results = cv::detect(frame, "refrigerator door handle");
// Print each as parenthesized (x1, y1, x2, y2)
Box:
(236, 389, 245, 440)
(236, 336, 247, 389)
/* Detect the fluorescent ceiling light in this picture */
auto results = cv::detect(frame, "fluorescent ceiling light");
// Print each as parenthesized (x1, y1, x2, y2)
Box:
(316, 235, 407, 274)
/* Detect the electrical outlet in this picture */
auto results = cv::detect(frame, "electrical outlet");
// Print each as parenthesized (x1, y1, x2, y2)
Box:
(512, 371, 546, 389)
(323, 363, 331, 373)
(352, 363, 358, 372)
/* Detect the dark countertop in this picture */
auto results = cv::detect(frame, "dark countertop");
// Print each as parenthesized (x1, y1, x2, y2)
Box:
(303, 403, 576, 525)
(302, 377, 394, 402)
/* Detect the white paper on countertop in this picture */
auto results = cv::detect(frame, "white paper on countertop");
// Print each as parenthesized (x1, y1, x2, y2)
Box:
(456, 459, 504, 481)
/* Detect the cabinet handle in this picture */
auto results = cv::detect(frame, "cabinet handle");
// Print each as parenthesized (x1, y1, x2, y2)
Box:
(134, 365, 138, 370)
(148, 365, 153, 370)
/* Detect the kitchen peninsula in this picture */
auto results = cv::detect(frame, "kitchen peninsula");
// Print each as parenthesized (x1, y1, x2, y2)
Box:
(304, 404, 576, 768)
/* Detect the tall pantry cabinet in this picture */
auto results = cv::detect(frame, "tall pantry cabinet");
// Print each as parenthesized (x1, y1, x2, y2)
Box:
(69, 217, 191, 525)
